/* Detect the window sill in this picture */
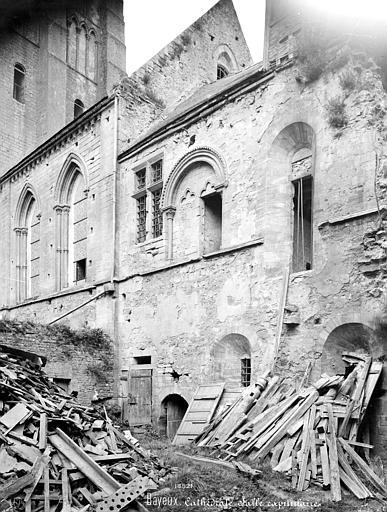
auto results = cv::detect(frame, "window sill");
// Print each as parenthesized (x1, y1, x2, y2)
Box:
(290, 269, 315, 279)
(135, 236, 163, 248)
(203, 237, 264, 259)
(1, 283, 96, 311)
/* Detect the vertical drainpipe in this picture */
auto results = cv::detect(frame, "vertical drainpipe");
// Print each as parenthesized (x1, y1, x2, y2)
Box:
(111, 93, 119, 404)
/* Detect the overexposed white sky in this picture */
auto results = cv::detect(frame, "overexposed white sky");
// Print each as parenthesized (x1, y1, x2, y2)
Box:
(124, 0, 266, 75)
(124, 0, 387, 75)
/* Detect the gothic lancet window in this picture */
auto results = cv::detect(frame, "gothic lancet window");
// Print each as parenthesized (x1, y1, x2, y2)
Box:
(15, 190, 40, 302)
(55, 162, 88, 290)
(13, 63, 26, 103)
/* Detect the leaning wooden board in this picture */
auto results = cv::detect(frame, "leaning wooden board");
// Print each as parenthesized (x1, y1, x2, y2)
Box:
(173, 383, 225, 445)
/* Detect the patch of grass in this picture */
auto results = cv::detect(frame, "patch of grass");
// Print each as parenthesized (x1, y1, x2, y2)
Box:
(145, 87, 165, 109)
(326, 96, 348, 129)
(339, 69, 358, 91)
(142, 71, 151, 86)
(180, 33, 191, 47)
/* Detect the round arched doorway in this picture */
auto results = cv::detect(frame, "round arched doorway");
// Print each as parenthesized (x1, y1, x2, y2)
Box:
(159, 394, 188, 440)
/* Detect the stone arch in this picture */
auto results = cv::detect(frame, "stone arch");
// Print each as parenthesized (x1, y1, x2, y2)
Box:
(269, 122, 316, 273)
(161, 147, 227, 260)
(321, 316, 385, 376)
(210, 333, 252, 387)
(213, 44, 239, 77)
(14, 185, 41, 302)
(161, 146, 227, 210)
(55, 153, 88, 204)
(15, 183, 41, 226)
(159, 393, 188, 440)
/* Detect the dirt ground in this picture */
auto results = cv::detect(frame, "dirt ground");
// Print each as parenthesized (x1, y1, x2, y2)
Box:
(139, 437, 387, 512)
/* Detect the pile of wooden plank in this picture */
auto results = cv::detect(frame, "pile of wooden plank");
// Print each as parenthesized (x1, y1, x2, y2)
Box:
(0, 346, 170, 511)
(194, 354, 386, 502)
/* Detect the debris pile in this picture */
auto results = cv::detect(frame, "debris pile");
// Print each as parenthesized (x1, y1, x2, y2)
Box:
(194, 353, 386, 501)
(0, 346, 169, 511)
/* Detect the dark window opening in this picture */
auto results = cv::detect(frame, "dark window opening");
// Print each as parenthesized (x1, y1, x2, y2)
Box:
(53, 377, 71, 392)
(13, 63, 25, 103)
(292, 176, 313, 272)
(75, 258, 86, 282)
(74, 99, 84, 118)
(133, 356, 152, 365)
(241, 358, 251, 387)
(203, 193, 222, 253)
(217, 64, 229, 80)
(152, 188, 163, 238)
(151, 160, 163, 183)
(136, 168, 146, 191)
(136, 195, 147, 243)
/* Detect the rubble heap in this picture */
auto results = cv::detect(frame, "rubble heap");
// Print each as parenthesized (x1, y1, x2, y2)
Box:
(0, 346, 169, 511)
(195, 353, 386, 502)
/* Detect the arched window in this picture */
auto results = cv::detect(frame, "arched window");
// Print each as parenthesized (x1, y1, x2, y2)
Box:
(217, 64, 229, 80)
(15, 189, 40, 302)
(211, 334, 252, 387)
(87, 30, 97, 80)
(13, 63, 25, 103)
(74, 99, 84, 118)
(162, 148, 227, 261)
(214, 46, 238, 80)
(78, 24, 87, 74)
(55, 160, 88, 290)
(67, 18, 77, 68)
(270, 122, 315, 273)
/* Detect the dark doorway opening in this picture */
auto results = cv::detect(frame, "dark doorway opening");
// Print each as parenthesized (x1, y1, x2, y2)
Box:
(159, 394, 188, 440)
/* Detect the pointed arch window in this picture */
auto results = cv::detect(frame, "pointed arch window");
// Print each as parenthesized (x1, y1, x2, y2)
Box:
(15, 190, 40, 302)
(13, 63, 26, 103)
(55, 163, 88, 290)
(74, 99, 84, 118)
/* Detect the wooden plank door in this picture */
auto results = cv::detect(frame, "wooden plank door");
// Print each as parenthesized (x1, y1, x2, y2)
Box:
(128, 368, 152, 426)
(173, 383, 225, 445)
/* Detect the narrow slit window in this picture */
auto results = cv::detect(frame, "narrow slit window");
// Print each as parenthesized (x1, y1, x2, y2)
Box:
(74, 99, 84, 118)
(136, 195, 147, 243)
(13, 63, 25, 103)
(241, 358, 251, 387)
(152, 189, 163, 238)
(292, 175, 313, 272)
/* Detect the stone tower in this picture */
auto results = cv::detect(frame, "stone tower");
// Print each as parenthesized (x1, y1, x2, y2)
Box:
(0, 0, 126, 176)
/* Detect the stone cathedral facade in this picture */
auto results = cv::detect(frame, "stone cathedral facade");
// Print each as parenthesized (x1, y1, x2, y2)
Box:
(0, 0, 386, 456)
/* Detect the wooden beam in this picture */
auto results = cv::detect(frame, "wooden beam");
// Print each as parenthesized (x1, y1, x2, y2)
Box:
(49, 428, 120, 495)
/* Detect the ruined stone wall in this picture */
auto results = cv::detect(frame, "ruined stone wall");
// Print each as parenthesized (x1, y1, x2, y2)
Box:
(0, 320, 115, 404)
(116, 0, 252, 154)
(116, 52, 387, 445)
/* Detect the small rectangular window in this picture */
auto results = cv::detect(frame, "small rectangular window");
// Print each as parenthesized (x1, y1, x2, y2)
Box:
(151, 160, 163, 183)
(152, 189, 163, 238)
(75, 258, 86, 282)
(133, 356, 152, 365)
(241, 358, 251, 387)
(203, 193, 222, 253)
(53, 377, 71, 392)
(136, 195, 147, 243)
(13, 64, 25, 103)
(136, 168, 146, 191)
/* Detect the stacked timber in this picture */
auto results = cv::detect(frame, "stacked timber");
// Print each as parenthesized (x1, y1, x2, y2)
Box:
(0, 347, 169, 511)
(195, 353, 386, 502)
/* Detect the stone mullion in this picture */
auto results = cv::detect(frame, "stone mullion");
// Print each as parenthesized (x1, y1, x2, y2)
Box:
(20, 228, 28, 301)
(62, 206, 70, 288)
(15, 228, 22, 302)
(54, 206, 63, 291)
(163, 207, 176, 261)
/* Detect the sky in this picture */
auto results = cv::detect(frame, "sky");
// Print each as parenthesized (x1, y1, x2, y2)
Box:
(123, 0, 387, 75)
(124, 0, 266, 75)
